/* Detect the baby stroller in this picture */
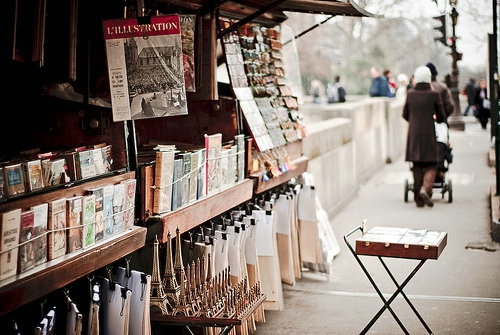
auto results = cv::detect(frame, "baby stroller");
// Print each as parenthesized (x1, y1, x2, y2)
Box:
(404, 122, 453, 203)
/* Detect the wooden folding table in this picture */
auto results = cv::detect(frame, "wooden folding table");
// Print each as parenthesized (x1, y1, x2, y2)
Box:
(344, 222, 447, 335)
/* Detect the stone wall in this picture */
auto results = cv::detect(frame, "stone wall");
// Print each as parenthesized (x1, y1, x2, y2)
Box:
(300, 98, 408, 218)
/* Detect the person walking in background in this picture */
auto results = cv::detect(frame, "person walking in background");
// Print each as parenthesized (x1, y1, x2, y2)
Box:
(326, 75, 346, 103)
(473, 78, 490, 129)
(426, 62, 454, 124)
(403, 66, 446, 207)
(384, 69, 396, 97)
(369, 67, 392, 97)
(461, 76, 478, 116)
(309, 79, 322, 104)
(395, 73, 409, 99)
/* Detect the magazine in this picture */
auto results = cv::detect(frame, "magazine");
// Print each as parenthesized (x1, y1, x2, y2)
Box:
(103, 15, 188, 121)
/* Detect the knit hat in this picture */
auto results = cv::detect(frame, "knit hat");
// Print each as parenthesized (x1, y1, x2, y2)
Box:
(414, 66, 431, 84)
(426, 62, 438, 77)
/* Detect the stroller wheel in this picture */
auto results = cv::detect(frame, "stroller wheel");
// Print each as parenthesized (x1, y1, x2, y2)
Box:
(448, 180, 453, 203)
(404, 179, 409, 202)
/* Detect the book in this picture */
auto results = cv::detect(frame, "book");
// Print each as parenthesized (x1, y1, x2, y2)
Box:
(66, 196, 83, 254)
(78, 150, 97, 180)
(121, 178, 136, 229)
(189, 151, 199, 202)
(18, 209, 35, 274)
(229, 144, 238, 185)
(24, 159, 45, 192)
(219, 148, 230, 189)
(196, 148, 206, 199)
(171, 158, 183, 211)
(1, 209, 21, 280)
(30, 203, 48, 267)
(101, 145, 113, 173)
(235, 134, 245, 182)
(82, 194, 96, 248)
(91, 148, 106, 175)
(102, 15, 187, 121)
(113, 183, 125, 235)
(4, 163, 25, 196)
(205, 133, 222, 194)
(102, 184, 114, 238)
(180, 152, 191, 206)
(87, 187, 104, 242)
(57, 150, 81, 181)
(48, 198, 67, 261)
(153, 150, 175, 214)
(46, 158, 67, 186)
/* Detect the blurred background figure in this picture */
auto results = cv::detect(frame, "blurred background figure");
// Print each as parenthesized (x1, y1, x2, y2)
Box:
(473, 78, 490, 130)
(426, 62, 454, 125)
(384, 69, 397, 97)
(369, 67, 392, 97)
(461, 76, 478, 116)
(309, 79, 323, 104)
(326, 75, 346, 103)
(395, 73, 409, 99)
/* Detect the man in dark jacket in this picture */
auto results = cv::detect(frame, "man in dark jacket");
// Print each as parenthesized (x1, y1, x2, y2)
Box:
(369, 67, 392, 97)
(403, 66, 447, 207)
(461, 77, 478, 116)
(426, 62, 454, 124)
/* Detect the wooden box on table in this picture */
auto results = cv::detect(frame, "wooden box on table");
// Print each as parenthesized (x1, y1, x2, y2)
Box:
(355, 226, 447, 260)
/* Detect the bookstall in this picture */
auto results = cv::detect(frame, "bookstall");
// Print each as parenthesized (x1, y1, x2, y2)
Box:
(1, 0, 374, 334)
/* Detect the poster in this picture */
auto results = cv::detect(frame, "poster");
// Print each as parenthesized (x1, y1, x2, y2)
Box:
(103, 15, 187, 121)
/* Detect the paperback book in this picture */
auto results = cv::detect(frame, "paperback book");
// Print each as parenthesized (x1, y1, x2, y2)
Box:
(82, 194, 96, 248)
(171, 158, 183, 211)
(24, 159, 45, 192)
(102, 184, 115, 238)
(78, 150, 97, 180)
(48, 198, 67, 261)
(205, 133, 222, 194)
(87, 187, 104, 242)
(18, 209, 35, 274)
(153, 149, 175, 214)
(121, 178, 136, 229)
(235, 134, 245, 182)
(1, 209, 21, 280)
(66, 196, 83, 253)
(4, 163, 25, 196)
(103, 15, 187, 121)
(180, 152, 191, 206)
(113, 182, 125, 235)
(30, 203, 48, 267)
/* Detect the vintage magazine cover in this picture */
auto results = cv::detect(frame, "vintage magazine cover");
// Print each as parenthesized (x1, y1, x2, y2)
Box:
(180, 14, 195, 92)
(103, 15, 187, 121)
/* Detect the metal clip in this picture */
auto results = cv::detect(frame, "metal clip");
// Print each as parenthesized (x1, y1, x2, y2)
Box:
(384, 242, 390, 247)
(365, 241, 370, 246)
(404, 244, 409, 249)
(424, 245, 429, 250)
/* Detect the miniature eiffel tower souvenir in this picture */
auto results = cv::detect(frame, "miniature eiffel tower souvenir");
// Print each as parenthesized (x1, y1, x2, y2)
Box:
(162, 231, 180, 307)
(150, 235, 170, 314)
(171, 267, 194, 316)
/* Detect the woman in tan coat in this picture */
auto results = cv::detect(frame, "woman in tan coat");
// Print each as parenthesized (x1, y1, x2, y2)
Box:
(403, 66, 447, 207)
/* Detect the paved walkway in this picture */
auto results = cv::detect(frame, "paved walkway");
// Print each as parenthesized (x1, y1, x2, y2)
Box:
(253, 116, 500, 334)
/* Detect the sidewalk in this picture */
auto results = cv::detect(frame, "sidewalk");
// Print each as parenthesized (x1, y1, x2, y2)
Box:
(254, 116, 500, 334)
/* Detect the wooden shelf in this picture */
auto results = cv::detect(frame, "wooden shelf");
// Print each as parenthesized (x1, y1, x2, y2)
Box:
(0, 226, 147, 316)
(0, 171, 135, 213)
(154, 179, 254, 243)
(251, 156, 308, 194)
(150, 294, 266, 327)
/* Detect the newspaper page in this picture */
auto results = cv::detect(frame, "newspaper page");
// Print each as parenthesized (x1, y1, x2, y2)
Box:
(103, 15, 187, 121)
